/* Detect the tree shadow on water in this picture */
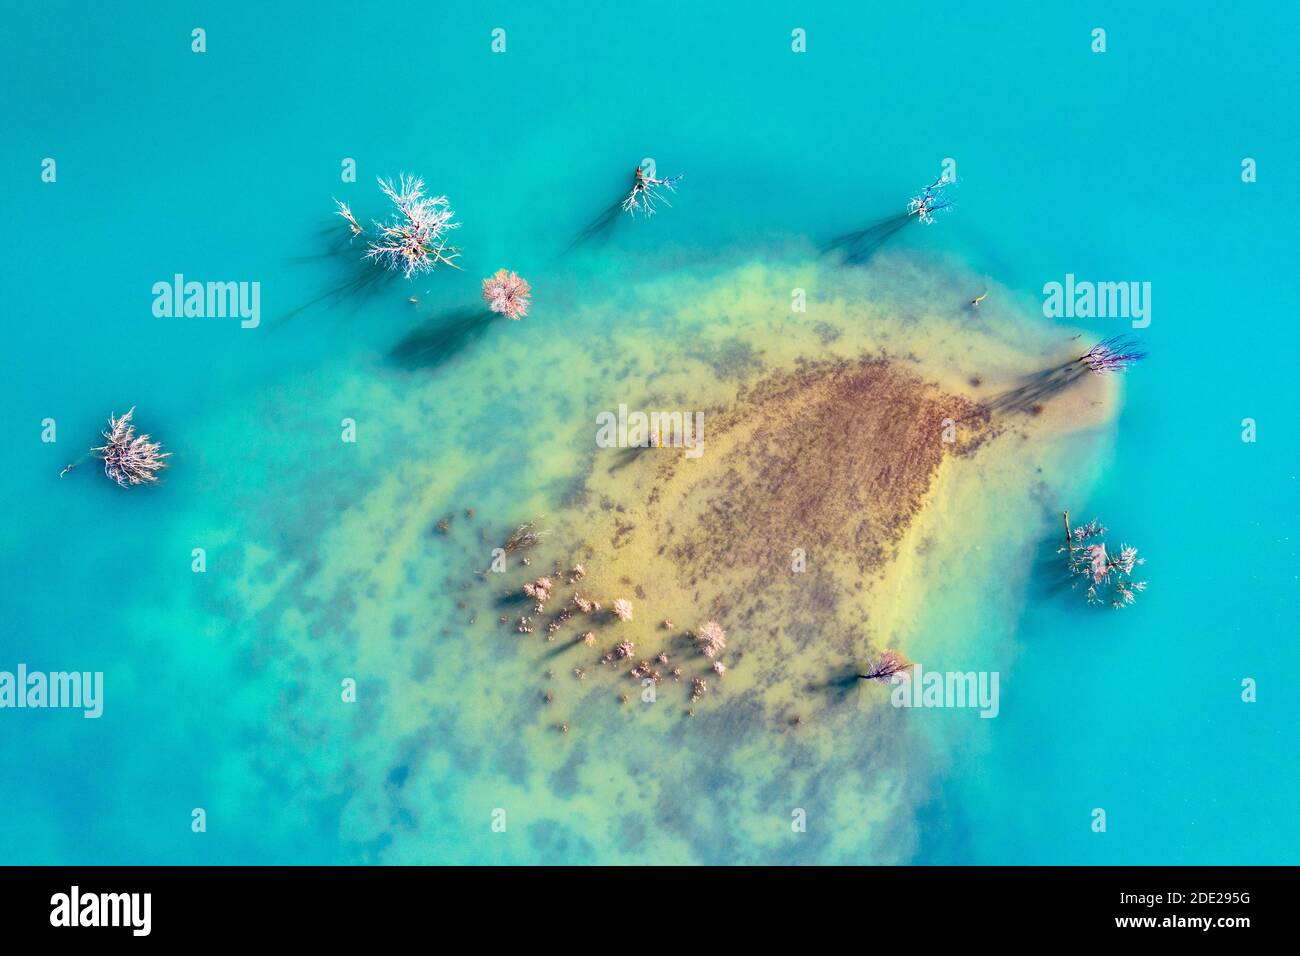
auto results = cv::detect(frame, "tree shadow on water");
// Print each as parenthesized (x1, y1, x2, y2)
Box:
(978, 361, 1090, 416)
(564, 199, 623, 255)
(821, 213, 913, 265)
(278, 265, 392, 327)
(268, 222, 396, 330)
(388, 308, 499, 371)
(806, 666, 865, 706)
(606, 444, 654, 474)
(287, 224, 363, 263)
(1032, 543, 1078, 601)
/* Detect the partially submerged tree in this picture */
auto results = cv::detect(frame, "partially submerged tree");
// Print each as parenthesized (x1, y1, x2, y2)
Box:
(983, 336, 1148, 416)
(1081, 335, 1147, 374)
(695, 620, 727, 658)
(566, 160, 685, 251)
(522, 576, 554, 612)
(333, 199, 363, 238)
(61, 407, 171, 487)
(1060, 511, 1147, 608)
(481, 269, 532, 320)
(502, 518, 547, 555)
(825, 175, 955, 263)
(274, 177, 458, 325)
(690, 676, 707, 703)
(363, 174, 461, 276)
(906, 176, 955, 224)
(621, 165, 684, 217)
(858, 649, 912, 683)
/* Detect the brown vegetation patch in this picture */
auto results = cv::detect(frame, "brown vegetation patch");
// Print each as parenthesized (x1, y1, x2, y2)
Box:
(648, 357, 992, 581)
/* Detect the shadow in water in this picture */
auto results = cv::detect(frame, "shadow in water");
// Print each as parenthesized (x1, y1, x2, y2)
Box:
(282, 266, 392, 325)
(806, 666, 865, 705)
(564, 199, 623, 254)
(606, 444, 655, 474)
(822, 213, 913, 264)
(1040, 572, 1078, 602)
(269, 223, 396, 330)
(544, 637, 592, 662)
(388, 308, 499, 371)
(492, 591, 524, 611)
(978, 360, 1088, 416)
(286, 223, 364, 262)
(1028, 524, 1086, 606)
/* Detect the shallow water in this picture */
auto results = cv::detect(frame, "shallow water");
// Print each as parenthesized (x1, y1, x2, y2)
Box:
(2, 2, 1297, 865)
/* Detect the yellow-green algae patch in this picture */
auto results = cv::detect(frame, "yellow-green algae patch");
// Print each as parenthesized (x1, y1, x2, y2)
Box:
(199, 245, 1117, 863)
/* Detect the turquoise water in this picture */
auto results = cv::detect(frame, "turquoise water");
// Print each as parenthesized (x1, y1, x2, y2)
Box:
(2, 1, 1296, 864)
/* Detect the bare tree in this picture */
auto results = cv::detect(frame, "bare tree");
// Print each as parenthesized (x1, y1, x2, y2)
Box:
(61, 407, 171, 488)
(1060, 510, 1148, 608)
(858, 649, 912, 683)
